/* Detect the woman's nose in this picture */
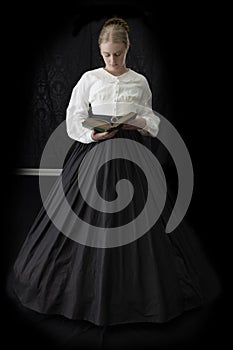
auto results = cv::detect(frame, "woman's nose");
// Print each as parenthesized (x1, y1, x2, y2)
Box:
(109, 56, 116, 64)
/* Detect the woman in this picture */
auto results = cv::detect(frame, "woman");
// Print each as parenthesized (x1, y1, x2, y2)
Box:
(66, 17, 159, 144)
(12, 17, 221, 326)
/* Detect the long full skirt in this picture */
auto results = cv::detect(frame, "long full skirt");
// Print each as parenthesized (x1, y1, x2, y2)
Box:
(12, 128, 221, 326)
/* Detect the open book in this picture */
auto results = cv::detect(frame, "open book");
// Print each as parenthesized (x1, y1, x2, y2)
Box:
(82, 112, 137, 133)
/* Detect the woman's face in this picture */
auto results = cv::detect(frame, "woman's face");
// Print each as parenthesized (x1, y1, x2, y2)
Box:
(100, 42, 128, 75)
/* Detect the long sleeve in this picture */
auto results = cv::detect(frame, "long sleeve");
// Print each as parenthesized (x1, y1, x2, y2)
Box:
(66, 74, 96, 143)
(137, 78, 160, 138)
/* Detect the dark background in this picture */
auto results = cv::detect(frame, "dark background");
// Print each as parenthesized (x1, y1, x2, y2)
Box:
(2, 0, 228, 349)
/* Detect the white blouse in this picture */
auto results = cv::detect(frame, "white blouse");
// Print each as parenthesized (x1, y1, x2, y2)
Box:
(66, 68, 160, 143)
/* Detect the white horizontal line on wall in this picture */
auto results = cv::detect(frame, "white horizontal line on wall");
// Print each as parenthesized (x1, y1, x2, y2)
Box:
(15, 168, 62, 176)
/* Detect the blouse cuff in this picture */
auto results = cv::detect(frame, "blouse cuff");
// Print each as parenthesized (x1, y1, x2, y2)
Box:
(89, 130, 97, 143)
(138, 116, 159, 137)
(137, 118, 151, 136)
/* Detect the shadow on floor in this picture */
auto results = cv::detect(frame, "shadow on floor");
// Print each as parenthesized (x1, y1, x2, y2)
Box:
(4, 270, 224, 350)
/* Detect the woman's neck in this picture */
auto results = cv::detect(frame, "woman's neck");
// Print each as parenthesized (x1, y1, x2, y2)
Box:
(103, 67, 129, 77)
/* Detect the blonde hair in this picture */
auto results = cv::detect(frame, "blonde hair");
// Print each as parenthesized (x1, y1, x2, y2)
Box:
(98, 17, 130, 50)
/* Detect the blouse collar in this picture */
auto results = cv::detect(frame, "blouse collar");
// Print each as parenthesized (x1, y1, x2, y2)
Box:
(100, 67, 132, 82)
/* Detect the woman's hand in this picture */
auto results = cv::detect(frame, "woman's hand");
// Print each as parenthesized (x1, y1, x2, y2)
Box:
(121, 115, 146, 130)
(91, 129, 119, 141)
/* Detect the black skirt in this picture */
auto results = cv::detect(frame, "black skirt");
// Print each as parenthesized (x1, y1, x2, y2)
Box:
(11, 127, 221, 326)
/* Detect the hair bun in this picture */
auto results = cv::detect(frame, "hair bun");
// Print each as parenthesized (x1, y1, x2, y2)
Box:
(103, 17, 130, 32)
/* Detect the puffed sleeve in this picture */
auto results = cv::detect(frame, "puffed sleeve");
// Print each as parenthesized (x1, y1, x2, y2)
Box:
(137, 77, 160, 137)
(66, 73, 97, 143)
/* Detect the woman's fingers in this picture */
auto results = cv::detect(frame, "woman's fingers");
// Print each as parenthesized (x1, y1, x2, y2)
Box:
(122, 124, 138, 130)
(106, 130, 118, 137)
(91, 129, 119, 141)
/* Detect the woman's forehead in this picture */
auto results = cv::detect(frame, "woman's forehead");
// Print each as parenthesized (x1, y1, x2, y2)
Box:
(100, 42, 125, 53)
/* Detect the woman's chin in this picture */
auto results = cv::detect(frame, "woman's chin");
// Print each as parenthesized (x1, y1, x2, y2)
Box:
(108, 66, 119, 71)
